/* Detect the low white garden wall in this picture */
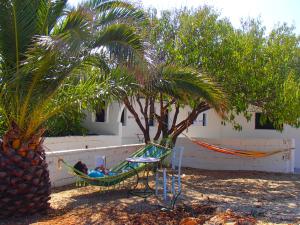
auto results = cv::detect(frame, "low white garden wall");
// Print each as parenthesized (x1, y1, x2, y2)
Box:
(44, 135, 122, 151)
(46, 137, 295, 188)
(176, 137, 295, 173)
(46, 144, 143, 187)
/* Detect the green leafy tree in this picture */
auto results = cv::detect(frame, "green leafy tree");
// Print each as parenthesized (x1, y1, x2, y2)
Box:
(146, 7, 300, 129)
(0, 0, 144, 217)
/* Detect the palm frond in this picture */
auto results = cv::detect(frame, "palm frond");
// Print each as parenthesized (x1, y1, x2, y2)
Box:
(51, 7, 93, 51)
(79, 53, 111, 74)
(48, 0, 68, 31)
(25, 75, 98, 137)
(0, 0, 146, 140)
(0, 0, 39, 72)
(106, 63, 228, 120)
(154, 65, 228, 115)
(93, 23, 144, 63)
(93, 0, 145, 26)
(37, 0, 67, 34)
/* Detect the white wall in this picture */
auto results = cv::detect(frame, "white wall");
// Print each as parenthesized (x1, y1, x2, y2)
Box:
(44, 135, 122, 151)
(82, 102, 122, 135)
(180, 109, 300, 169)
(120, 101, 162, 139)
(81, 101, 300, 169)
(218, 115, 300, 169)
(83, 100, 164, 143)
(177, 137, 295, 173)
(46, 144, 143, 187)
(46, 138, 295, 188)
(172, 106, 221, 139)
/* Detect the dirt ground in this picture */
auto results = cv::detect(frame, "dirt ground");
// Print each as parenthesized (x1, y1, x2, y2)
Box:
(1, 168, 300, 225)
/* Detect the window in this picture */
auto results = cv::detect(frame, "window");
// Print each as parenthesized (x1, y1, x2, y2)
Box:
(121, 109, 126, 126)
(202, 113, 207, 126)
(189, 112, 207, 126)
(95, 109, 106, 122)
(149, 118, 154, 126)
(149, 102, 155, 126)
(255, 113, 276, 130)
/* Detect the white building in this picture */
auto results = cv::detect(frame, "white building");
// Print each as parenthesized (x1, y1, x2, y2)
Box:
(79, 101, 300, 173)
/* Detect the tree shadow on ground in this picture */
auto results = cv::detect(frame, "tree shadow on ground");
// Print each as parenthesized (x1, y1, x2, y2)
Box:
(181, 168, 300, 223)
(1, 168, 300, 224)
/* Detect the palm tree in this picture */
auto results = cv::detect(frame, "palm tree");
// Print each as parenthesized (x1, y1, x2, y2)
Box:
(0, 0, 144, 217)
(153, 65, 228, 144)
(107, 64, 228, 146)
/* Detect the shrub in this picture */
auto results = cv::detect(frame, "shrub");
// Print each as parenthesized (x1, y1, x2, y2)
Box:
(45, 108, 88, 137)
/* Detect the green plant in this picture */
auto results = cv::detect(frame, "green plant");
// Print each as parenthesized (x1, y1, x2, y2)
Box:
(44, 107, 88, 137)
(0, 0, 145, 217)
(147, 7, 300, 128)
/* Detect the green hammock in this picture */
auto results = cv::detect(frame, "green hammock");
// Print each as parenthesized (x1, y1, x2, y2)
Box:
(59, 143, 172, 187)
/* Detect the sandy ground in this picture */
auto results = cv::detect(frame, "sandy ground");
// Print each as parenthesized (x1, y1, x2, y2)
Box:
(1, 168, 300, 225)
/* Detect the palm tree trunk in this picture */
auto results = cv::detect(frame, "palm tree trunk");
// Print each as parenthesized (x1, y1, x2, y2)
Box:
(0, 126, 51, 218)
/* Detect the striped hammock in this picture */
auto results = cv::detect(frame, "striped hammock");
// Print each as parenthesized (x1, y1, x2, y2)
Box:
(59, 143, 172, 187)
(183, 134, 292, 158)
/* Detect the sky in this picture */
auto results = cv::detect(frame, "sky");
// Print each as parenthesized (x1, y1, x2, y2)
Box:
(68, 0, 300, 34)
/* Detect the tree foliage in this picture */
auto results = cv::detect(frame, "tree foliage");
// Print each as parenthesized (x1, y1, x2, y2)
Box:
(145, 7, 300, 129)
(0, 0, 146, 218)
(44, 106, 88, 137)
(0, 0, 145, 140)
(109, 63, 228, 145)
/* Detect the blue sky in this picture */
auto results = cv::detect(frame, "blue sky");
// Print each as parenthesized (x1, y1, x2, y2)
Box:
(69, 0, 300, 34)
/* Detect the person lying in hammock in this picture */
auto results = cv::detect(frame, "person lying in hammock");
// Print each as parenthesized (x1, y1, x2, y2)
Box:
(74, 161, 115, 178)
(74, 161, 88, 175)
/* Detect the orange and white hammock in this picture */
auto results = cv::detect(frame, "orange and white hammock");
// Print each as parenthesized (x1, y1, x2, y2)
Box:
(183, 134, 293, 158)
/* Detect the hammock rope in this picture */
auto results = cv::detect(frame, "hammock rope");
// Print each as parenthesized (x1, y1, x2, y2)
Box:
(182, 133, 293, 158)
